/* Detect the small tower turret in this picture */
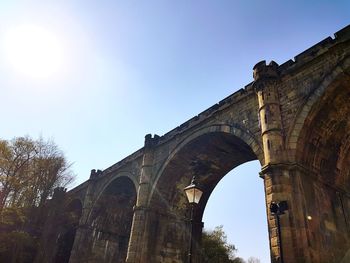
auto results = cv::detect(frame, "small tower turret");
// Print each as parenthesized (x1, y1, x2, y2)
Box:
(253, 60, 284, 165)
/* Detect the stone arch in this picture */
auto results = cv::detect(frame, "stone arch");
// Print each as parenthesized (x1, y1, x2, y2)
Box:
(294, 58, 350, 169)
(287, 55, 350, 150)
(54, 199, 83, 263)
(86, 176, 137, 263)
(146, 123, 263, 262)
(291, 57, 350, 262)
(148, 123, 263, 205)
(94, 172, 138, 208)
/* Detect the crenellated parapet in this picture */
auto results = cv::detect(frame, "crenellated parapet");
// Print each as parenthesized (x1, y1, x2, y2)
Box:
(144, 133, 160, 149)
(278, 25, 350, 74)
(253, 60, 279, 82)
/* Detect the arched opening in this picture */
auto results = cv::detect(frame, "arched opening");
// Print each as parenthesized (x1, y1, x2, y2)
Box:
(203, 160, 269, 262)
(148, 130, 265, 262)
(87, 176, 137, 263)
(295, 72, 350, 262)
(54, 199, 82, 263)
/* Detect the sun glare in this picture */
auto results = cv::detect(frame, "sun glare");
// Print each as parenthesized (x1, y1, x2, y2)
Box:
(4, 25, 64, 79)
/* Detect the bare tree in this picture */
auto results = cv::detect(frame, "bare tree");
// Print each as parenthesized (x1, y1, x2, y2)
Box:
(0, 137, 37, 209)
(0, 136, 74, 210)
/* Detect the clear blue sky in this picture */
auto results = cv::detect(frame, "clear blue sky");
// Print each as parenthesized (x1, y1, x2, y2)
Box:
(0, 1, 349, 262)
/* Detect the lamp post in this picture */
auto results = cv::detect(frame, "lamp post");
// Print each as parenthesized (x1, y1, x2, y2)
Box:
(184, 176, 203, 263)
(269, 201, 288, 263)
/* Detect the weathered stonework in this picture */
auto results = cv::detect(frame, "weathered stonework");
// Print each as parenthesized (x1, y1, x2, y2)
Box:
(39, 25, 350, 263)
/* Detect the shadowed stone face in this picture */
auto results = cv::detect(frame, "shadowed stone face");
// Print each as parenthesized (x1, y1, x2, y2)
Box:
(53, 199, 83, 263)
(147, 131, 258, 262)
(84, 177, 137, 263)
(299, 76, 350, 189)
(151, 132, 257, 213)
(296, 74, 350, 262)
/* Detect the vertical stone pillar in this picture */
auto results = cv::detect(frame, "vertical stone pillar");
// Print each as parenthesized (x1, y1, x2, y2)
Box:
(126, 134, 159, 263)
(253, 61, 311, 262)
(261, 166, 295, 263)
(69, 169, 100, 263)
(262, 164, 314, 263)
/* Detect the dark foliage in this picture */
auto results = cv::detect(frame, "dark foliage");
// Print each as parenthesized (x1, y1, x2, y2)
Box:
(0, 136, 74, 263)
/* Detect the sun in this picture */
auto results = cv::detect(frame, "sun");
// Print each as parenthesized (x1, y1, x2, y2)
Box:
(3, 24, 64, 79)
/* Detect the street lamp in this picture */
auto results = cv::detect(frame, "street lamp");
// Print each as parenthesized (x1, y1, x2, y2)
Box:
(270, 201, 288, 263)
(184, 176, 203, 263)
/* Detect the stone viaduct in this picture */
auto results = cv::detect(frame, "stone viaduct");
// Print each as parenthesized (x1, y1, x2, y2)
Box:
(38, 25, 350, 263)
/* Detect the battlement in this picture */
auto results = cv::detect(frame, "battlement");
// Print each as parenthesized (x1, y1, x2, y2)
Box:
(145, 133, 160, 148)
(158, 84, 254, 144)
(279, 24, 350, 73)
(335, 24, 350, 41)
(253, 60, 279, 81)
(103, 148, 144, 175)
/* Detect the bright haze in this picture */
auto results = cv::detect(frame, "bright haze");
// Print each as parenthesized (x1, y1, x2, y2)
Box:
(1, 1, 349, 262)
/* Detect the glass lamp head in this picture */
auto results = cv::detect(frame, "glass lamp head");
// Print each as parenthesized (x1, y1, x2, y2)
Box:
(184, 176, 203, 204)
